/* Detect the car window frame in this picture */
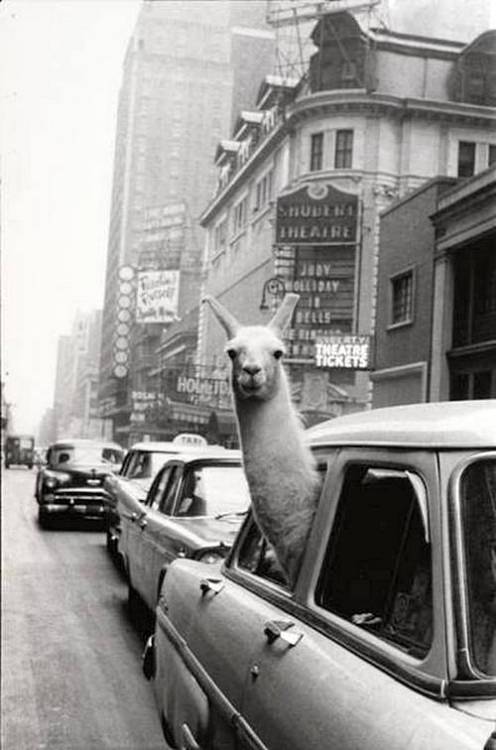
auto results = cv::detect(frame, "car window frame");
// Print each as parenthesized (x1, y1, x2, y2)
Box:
(159, 464, 183, 515)
(146, 464, 175, 510)
(447, 449, 496, 686)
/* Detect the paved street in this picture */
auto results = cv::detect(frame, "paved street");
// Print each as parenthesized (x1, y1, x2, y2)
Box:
(1, 468, 165, 750)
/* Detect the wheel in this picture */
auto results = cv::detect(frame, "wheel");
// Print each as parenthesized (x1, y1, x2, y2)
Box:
(106, 529, 114, 554)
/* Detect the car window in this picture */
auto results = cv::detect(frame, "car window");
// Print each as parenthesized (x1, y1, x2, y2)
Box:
(175, 465, 250, 518)
(237, 519, 289, 587)
(127, 451, 153, 479)
(460, 457, 496, 676)
(147, 466, 175, 510)
(158, 467, 181, 515)
(316, 464, 432, 659)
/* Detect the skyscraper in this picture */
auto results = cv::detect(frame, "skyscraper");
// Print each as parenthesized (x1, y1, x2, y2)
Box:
(99, 0, 275, 443)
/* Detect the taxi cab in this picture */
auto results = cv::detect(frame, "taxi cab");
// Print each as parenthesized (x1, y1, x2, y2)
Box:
(144, 401, 496, 750)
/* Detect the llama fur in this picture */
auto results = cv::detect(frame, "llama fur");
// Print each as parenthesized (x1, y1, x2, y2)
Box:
(203, 293, 320, 586)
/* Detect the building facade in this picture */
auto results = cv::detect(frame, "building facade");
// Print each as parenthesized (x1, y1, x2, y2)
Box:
(198, 11, 496, 424)
(98, 0, 275, 445)
(373, 165, 496, 406)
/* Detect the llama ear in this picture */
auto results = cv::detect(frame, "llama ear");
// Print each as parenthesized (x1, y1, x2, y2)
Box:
(268, 293, 299, 334)
(202, 295, 241, 339)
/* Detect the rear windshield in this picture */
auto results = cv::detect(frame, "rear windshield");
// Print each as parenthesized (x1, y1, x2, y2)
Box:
(49, 445, 124, 467)
(178, 465, 250, 517)
(460, 458, 496, 676)
(125, 450, 176, 486)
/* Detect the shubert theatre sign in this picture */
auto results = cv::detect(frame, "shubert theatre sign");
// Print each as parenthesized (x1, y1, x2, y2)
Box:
(275, 184, 359, 359)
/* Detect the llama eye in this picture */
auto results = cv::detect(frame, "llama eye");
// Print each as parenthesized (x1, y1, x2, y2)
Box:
(273, 349, 283, 360)
(226, 348, 236, 360)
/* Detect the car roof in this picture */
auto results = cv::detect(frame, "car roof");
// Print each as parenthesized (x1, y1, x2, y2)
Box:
(49, 438, 124, 450)
(306, 400, 496, 449)
(161, 448, 242, 465)
(127, 441, 221, 453)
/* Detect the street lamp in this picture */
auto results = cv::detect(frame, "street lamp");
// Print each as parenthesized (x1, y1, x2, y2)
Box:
(259, 277, 286, 311)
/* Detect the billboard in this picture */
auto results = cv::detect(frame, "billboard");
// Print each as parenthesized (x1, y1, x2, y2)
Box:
(136, 270, 180, 324)
(315, 335, 372, 370)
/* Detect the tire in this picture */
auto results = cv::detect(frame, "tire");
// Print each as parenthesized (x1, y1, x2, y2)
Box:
(38, 507, 51, 529)
(106, 529, 114, 554)
(127, 581, 140, 619)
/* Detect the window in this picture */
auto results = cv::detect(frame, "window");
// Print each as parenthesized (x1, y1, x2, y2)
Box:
(335, 129, 354, 169)
(460, 458, 496, 675)
(310, 132, 324, 171)
(233, 196, 248, 234)
(316, 465, 432, 658)
(390, 269, 414, 326)
(489, 144, 496, 167)
(213, 218, 227, 255)
(147, 466, 175, 510)
(340, 61, 357, 86)
(458, 141, 476, 177)
(254, 169, 273, 213)
(238, 519, 289, 587)
(176, 465, 250, 518)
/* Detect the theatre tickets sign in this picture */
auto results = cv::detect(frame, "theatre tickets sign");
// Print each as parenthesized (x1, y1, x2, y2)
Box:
(275, 183, 358, 245)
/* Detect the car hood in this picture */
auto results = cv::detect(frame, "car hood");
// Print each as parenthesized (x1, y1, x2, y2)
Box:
(173, 515, 244, 547)
(51, 463, 115, 479)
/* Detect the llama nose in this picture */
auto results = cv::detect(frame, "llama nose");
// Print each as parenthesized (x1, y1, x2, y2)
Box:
(243, 363, 261, 376)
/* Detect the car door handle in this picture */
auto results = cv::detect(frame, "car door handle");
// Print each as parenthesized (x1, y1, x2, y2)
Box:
(200, 577, 224, 595)
(138, 518, 147, 529)
(264, 619, 303, 647)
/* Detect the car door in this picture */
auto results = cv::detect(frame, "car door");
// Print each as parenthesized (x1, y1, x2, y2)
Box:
(127, 464, 177, 601)
(238, 449, 461, 750)
(133, 464, 182, 610)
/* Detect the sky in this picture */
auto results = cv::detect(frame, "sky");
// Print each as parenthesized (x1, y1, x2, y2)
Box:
(1, 0, 141, 433)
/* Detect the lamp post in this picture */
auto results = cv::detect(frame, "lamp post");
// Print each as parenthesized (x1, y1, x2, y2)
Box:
(259, 276, 286, 312)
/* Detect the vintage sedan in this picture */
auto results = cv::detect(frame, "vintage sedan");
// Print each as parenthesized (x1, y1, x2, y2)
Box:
(144, 401, 496, 750)
(104, 435, 214, 563)
(35, 439, 124, 528)
(121, 450, 250, 619)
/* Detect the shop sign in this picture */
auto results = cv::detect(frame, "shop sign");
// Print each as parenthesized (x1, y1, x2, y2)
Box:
(130, 390, 165, 423)
(315, 335, 372, 370)
(175, 374, 231, 408)
(276, 183, 358, 245)
(136, 270, 180, 324)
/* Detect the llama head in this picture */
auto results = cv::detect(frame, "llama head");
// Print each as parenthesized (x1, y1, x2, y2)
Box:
(203, 293, 299, 401)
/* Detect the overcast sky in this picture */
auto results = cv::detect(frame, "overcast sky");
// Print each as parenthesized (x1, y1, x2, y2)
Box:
(1, 0, 141, 433)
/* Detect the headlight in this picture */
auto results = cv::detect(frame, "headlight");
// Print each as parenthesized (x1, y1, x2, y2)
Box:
(44, 471, 71, 488)
(197, 550, 225, 565)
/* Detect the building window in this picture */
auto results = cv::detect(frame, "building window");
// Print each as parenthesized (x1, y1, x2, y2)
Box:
(335, 129, 354, 169)
(213, 218, 227, 255)
(340, 61, 357, 87)
(391, 270, 414, 326)
(233, 197, 248, 235)
(489, 144, 496, 167)
(458, 141, 476, 177)
(310, 132, 324, 171)
(254, 169, 273, 213)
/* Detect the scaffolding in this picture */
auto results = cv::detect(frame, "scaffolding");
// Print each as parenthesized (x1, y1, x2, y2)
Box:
(265, 0, 389, 84)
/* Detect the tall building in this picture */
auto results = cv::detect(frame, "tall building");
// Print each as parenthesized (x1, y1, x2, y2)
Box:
(54, 310, 109, 439)
(98, 0, 275, 445)
(197, 8, 496, 428)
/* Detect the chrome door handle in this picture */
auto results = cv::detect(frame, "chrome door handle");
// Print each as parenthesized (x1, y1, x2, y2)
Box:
(138, 518, 147, 529)
(200, 577, 224, 595)
(264, 619, 303, 647)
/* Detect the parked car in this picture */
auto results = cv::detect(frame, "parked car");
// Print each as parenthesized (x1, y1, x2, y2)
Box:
(104, 436, 217, 563)
(35, 439, 124, 528)
(121, 449, 250, 619)
(144, 401, 496, 750)
(4, 434, 35, 469)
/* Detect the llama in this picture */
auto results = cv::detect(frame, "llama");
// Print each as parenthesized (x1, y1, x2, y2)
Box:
(203, 293, 320, 586)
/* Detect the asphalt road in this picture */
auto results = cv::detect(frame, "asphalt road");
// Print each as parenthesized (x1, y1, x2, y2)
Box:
(1, 467, 166, 750)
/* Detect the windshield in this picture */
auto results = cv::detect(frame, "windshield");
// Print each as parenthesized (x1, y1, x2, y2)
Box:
(49, 445, 124, 467)
(179, 465, 250, 517)
(460, 457, 496, 676)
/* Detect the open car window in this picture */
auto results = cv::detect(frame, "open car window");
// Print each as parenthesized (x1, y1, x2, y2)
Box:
(237, 519, 289, 588)
(316, 464, 433, 659)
